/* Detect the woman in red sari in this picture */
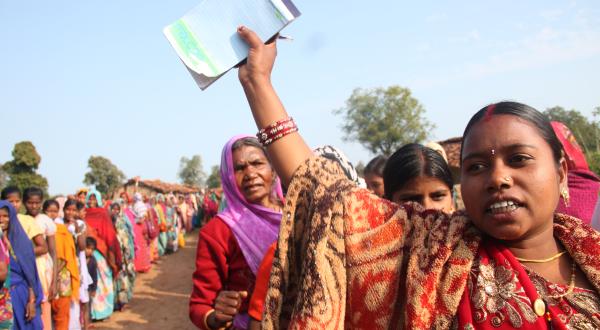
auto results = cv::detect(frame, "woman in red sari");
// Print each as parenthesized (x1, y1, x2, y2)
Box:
(233, 26, 600, 329)
(84, 190, 122, 275)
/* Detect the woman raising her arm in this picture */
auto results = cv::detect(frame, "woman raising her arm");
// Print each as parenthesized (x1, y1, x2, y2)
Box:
(235, 26, 600, 329)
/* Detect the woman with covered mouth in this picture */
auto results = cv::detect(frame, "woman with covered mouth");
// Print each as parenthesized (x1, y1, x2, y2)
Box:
(189, 135, 284, 330)
(232, 26, 600, 329)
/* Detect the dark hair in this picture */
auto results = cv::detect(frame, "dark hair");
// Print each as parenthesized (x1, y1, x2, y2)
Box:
(64, 199, 78, 211)
(1, 186, 21, 200)
(43, 199, 59, 212)
(461, 101, 562, 164)
(76, 201, 85, 211)
(23, 187, 44, 202)
(86, 236, 97, 249)
(364, 155, 388, 176)
(383, 143, 454, 199)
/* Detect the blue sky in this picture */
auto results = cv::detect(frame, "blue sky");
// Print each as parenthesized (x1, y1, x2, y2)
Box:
(1, 1, 599, 195)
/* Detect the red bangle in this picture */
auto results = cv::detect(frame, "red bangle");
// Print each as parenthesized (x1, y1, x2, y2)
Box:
(257, 117, 298, 146)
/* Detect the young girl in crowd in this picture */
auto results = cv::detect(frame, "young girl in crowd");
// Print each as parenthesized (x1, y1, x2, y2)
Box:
(0, 201, 43, 329)
(84, 238, 98, 315)
(23, 187, 57, 330)
(363, 155, 387, 197)
(49, 199, 80, 330)
(0, 207, 12, 329)
(383, 143, 455, 213)
(62, 199, 91, 330)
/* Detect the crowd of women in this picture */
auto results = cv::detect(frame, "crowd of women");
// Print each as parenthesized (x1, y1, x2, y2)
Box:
(0, 183, 211, 329)
(188, 26, 600, 330)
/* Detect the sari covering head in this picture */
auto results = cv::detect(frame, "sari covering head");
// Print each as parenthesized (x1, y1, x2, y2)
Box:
(85, 190, 104, 208)
(0, 201, 40, 292)
(132, 193, 148, 220)
(217, 135, 283, 275)
(551, 121, 589, 171)
(552, 121, 600, 224)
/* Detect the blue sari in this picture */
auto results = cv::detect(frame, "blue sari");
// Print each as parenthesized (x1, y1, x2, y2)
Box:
(0, 201, 42, 330)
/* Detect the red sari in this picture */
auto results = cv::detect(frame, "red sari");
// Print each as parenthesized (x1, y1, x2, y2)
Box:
(124, 208, 151, 273)
(85, 207, 122, 273)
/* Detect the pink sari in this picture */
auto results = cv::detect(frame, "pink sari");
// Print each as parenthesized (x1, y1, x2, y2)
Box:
(124, 208, 151, 273)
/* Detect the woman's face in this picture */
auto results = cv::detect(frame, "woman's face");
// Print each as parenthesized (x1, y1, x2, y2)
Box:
(5, 193, 21, 212)
(111, 206, 120, 218)
(460, 115, 567, 241)
(364, 173, 385, 198)
(64, 205, 78, 222)
(25, 195, 42, 217)
(88, 194, 98, 208)
(45, 204, 59, 220)
(391, 176, 454, 214)
(0, 208, 9, 232)
(77, 192, 87, 204)
(232, 145, 275, 207)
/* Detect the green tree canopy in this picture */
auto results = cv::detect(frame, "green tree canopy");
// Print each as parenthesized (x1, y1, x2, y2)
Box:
(178, 155, 206, 188)
(205, 165, 221, 189)
(544, 106, 599, 152)
(2, 141, 48, 194)
(0, 164, 7, 191)
(83, 156, 126, 196)
(334, 86, 435, 155)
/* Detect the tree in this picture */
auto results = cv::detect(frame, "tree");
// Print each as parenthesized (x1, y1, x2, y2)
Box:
(178, 155, 206, 188)
(334, 86, 435, 155)
(0, 164, 7, 191)
(205, 165, 221, 189)
(83, 156, 126, 196)
(544, 106, 600, 175)
(2, 141, 48, 194)
(544, 106, 599, 153)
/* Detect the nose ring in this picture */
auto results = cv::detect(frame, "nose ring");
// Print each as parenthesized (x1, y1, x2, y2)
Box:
(503, 176, 511, 182)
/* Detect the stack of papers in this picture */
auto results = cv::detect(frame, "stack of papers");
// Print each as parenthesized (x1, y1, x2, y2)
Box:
(164, 0, 301, 90)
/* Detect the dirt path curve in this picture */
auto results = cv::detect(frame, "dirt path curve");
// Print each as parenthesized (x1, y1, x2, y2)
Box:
(97, 232, 198, 330)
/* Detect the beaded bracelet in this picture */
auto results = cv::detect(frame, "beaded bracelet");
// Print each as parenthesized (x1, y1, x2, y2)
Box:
(257, 117, 298, 146)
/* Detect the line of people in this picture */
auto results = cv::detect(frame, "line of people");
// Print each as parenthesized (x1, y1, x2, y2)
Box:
(0, 185, 206, 329)
(188, 25, 600, 330)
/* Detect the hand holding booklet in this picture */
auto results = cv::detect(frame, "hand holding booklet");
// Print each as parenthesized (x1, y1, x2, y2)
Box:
(164, 0, 301, 90)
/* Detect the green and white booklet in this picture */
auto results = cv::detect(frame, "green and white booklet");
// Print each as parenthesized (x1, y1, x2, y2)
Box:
(164, 0, 301, 90)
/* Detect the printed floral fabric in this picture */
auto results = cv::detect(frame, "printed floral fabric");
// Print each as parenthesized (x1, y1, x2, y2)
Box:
(261, 156, 600, 330)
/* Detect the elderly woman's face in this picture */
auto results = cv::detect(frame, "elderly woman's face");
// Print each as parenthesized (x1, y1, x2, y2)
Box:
(460, 115, 567, 241)
(232, 145, 274, 207)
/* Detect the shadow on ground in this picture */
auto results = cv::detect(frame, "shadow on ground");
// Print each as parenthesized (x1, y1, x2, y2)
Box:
(97, 233, 198, 330)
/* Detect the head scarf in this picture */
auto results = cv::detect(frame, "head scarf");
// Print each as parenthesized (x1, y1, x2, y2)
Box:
(0, 200, 41, 293)
(313, 145, 367, 188)
(551, 121, 589, 171)
(85, 189, 104, 208)
(425, 141, 449, 163)
(133, 192, 148, 220)
(217, 135, 283, 275)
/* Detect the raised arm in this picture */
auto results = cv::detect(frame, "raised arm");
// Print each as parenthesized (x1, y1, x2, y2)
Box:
(237, 26, 312, 186)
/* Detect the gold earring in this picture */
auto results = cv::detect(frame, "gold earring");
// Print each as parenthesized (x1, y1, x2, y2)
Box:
(561, 188, 570, 208)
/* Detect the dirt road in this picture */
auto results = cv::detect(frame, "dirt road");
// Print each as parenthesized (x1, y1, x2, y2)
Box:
(97, 232, 198, 330)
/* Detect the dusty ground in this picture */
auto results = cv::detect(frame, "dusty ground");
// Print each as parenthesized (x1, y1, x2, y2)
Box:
(97, 232, 198, 330)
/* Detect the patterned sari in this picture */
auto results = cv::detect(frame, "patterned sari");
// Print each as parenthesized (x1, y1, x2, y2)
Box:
(261, 157, 600, 329)
(90, 250, 114, 320)
(114, 212, 136, 306)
